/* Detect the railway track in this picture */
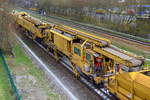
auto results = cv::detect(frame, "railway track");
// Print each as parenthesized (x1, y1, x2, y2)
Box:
(45, 15, 150, 52)
(14, 8, 150, 100)
(16, 34, 119, 100)
(48, 15, 150, 47)
(16, 8, 150, 51)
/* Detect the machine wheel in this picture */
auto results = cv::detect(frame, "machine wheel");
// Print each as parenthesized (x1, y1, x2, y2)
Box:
(72, 64, 80, 79)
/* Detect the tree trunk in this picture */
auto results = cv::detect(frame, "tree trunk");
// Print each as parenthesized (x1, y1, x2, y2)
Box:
(0, 2, 13, 53)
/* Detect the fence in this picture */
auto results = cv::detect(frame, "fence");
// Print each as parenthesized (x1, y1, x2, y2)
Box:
(0, 51, 21, 100)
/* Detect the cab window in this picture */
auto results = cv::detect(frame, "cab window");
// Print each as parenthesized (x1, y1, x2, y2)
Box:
(86, 53, 91, 61)
(74, 47, 81, 56)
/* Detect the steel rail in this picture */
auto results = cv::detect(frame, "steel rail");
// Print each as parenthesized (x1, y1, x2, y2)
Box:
(46, 15, 150, 47)
(15, 8, 150, 47)
(18, 34, 119, 100)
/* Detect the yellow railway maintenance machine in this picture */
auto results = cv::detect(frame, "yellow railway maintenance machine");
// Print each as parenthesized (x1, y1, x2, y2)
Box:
(12, 11, 149, 100)
(108, 70, 150, 100)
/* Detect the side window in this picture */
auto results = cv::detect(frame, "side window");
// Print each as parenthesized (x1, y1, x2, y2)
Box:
(86, 53, 91, 61)
(74, 47, 81, 56)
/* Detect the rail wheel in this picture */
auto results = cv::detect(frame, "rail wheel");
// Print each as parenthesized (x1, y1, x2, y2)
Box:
(54, 48, 59, 61)
(72, 64, 80, 79)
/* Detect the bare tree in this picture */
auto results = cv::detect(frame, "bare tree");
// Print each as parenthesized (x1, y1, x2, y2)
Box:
(0, 0, 13, 53)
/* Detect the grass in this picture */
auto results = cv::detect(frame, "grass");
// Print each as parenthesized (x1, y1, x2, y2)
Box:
(11, 43, 60, 99)
(147, 61, 150, 66)
(113, 41, 149, 57)
(0, 55, 15, 100)
(13, 44, 44, 81)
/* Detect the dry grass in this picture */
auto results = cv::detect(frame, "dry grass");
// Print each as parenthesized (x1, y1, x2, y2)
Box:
(6, 42, 61, 100)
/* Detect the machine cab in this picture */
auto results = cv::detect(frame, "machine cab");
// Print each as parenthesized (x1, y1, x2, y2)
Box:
(71, 39, 104, 76)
